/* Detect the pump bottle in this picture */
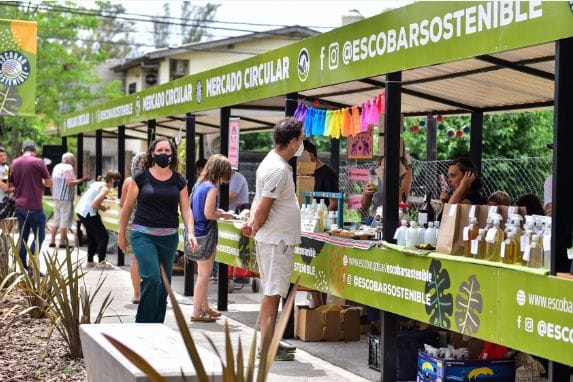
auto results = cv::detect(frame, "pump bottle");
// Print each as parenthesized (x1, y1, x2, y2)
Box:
(424, 222, 437, 247)
(526, 235, 543, 268)
(463, 217, 480, 258)
(471, 229, 486, 259)
(501, 231, 517, 264)
(485, 214, 504, 262)
(406, 221, 419, 249)
(395, 220, 408, 246)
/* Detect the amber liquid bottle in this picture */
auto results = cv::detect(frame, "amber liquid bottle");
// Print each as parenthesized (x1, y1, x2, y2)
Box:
(463, 217, 480, 258)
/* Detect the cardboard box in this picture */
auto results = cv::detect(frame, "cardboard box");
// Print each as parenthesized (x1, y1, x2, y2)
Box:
(296, 175, 315, 204)
(295, 305, 360, 342)
(417, 352, 514, 382)
(297, 161, 316, 176)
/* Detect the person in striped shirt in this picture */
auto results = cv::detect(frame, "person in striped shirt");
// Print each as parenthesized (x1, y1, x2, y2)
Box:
(49, 152, 89, 248)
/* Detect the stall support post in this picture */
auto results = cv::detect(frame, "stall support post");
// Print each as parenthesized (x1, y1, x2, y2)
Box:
(284, 92, 299, 340)
(95, 129, 102, 179)
(184, 113, 196, 297)
(199, 134, 205, 159)
(331, 138, 340, 176)
(76, 133, 84, 246)
(425, 115, 437, 197)
(147, 120, 156, 146)
(217, 107, 230, 311)
(116, 125, 126, 267)
(381, 71, 402, 382)
(470, 111, 484, 174)
(548, 37, 573, 382)
(61, 136, 68, 153)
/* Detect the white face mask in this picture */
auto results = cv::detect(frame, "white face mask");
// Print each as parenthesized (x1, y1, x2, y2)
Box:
(293, 140, 304, 157)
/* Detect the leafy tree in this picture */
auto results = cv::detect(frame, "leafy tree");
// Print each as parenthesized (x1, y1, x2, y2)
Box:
(0, 1, 123, 155)
(403, 111, 553, 160)
(153, 3, 172, 49)
(85, 1, 135, 59)
(180, 1, 220, 44)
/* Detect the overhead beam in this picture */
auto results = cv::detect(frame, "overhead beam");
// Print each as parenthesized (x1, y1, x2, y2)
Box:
(231, 115, 275, 128)
(476, 54, 554, 81)
(230, 104, 284, 112)
(481, 100, 553, 113)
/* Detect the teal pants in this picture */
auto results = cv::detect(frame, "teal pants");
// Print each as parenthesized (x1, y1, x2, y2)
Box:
(130, 230, 178, 323)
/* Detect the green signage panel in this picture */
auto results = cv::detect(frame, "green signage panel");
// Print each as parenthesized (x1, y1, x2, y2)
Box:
(0, 19, 37, 117)
(60, 1, 573, 135)
(216, 221, 573, 366)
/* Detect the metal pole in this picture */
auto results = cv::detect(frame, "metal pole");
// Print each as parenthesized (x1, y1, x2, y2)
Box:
(199, 134, 205, 159)
(426, 115, 437, 197)
(95, 129, 102, 179)
(284, 92, 298, 340)
(184, 113, 196, 297)
(331, 138, 340, 175)
(217, 107, 230, 311)
(381, 71, 402, 382)
(470, 111, 484, 174)
(76, 133, 84, 246)
(548, 37, 573, 382)
(116, 125, 126, 266)
(147, 119, 156, 146)
(61, 136, 68, 153)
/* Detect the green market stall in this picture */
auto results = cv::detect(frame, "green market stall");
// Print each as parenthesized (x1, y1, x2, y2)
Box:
(59, 2, 573, 379)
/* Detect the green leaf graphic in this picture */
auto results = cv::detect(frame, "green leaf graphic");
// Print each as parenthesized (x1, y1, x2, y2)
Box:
(454, 274, 483, 335)
(425, 260, 453, 328)
(0, 85, 22, 116)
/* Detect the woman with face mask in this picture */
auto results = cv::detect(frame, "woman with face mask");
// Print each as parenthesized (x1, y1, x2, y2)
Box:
(118, 137, 198, 323)
(190, 154, 233, 322)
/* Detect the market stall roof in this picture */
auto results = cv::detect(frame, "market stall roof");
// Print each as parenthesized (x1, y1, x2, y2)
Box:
(60, 2, 572, 138)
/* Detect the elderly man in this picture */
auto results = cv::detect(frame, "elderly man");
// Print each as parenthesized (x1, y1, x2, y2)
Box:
(49, 152, 89, 248)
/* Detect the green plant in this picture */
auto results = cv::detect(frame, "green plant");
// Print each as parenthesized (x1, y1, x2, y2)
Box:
(0, 270, 36, 335)
(45, 246, 114, 359)
(104, 266, 299, 381)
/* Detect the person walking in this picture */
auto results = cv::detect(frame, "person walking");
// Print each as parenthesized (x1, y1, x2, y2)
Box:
(0, 147, 12, 200)
(49, 152, 89, 248)
(190, 154, 233, 322)
(10, 143, 52, 270)
(118, 137, 197, 323)
(75, 171, 121, 268)
(242, 117, 303, 361)
(119, 153, 146, 304)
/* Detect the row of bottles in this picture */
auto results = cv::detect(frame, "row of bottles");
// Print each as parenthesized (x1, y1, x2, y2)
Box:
(301, 199, 338, 233)
(395, 220, 440, 248)
(462, 210, 551, 269)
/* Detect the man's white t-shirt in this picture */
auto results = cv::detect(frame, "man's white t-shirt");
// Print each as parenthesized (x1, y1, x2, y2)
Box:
(254, 149, 301, 246)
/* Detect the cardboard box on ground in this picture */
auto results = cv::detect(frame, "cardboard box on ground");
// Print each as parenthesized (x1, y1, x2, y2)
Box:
(295, 304, 361, 342)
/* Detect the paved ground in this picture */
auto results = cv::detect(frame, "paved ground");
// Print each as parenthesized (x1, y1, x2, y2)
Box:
(76, 249, 381, 382)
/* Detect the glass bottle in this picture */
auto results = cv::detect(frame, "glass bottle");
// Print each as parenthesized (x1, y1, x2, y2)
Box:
(463, 217, 480, 258)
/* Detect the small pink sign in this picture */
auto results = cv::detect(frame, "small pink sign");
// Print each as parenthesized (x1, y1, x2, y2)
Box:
(348, 168, 370, 182)
(347, 195, 363, 209)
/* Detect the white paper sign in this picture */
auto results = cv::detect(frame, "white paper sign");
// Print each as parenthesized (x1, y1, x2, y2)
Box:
(523, 247, 531, 262)
(485, 228, 497, 243)
(500, 242, 506, 258)
(463, 227, 470, 241)
(471, 240, 479, 255)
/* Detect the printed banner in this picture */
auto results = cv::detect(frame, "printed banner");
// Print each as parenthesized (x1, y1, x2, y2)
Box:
(228, 117, 240, 170)
(216, 221, 573, 366)
(347, 168, 370, 181)
(347, 130, 373, 159)
(60, 2, 573, 135)
(0, 19, 37, 117)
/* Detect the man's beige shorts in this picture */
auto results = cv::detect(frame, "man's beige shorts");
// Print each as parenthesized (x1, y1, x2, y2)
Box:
(52, 200, 73, 229)
(255, 240, 294, 298)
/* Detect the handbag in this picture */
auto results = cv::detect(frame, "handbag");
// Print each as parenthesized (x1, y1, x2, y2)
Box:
(184, 220, 218, 261)
(184, 182, 219, 261)
(0, 196, 15, 219)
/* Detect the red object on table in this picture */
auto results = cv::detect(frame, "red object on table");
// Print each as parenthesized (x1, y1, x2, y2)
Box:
(479, 341, 508, 359)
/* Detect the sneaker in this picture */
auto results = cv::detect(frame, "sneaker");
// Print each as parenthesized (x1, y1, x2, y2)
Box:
(85, 262, 96, 268)
(278, 342, 297, 353)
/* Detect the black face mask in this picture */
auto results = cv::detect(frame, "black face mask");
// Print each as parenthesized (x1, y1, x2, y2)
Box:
(154, 153, 172, 168)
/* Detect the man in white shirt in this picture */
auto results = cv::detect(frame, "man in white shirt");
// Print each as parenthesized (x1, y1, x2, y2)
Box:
(242, 118, 303, 361)
(49, 152, 89, 248)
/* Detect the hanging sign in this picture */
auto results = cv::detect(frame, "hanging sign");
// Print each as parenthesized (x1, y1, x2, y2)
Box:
(348, 168, 370, 182)
(228, 117, 240, 170)
(348, 129, 373, 159)
(0, 19, 37, 117)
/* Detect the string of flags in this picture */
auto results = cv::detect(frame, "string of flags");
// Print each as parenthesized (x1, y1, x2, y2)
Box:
(293, 92, 385, 138)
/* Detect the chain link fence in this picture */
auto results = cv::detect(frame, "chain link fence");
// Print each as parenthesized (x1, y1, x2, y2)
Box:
(339, 156, 552, 222)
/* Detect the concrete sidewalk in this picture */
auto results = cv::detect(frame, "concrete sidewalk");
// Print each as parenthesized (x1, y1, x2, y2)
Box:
(74, 249, 380, 382)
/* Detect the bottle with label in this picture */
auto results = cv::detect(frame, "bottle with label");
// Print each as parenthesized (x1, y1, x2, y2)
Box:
(325, 211, 336, 231)
(395, 220, 408, 246)
(471, 229, 486, 259)
(501, 231, 517, 264)
(417, 224, 426, 244)
(434, 221, 440, 242)
(520, 218, 535, 266)
(526, 235, 543, 268)
(399, 202, 410, 222)
(418, 193, 435, 228)
(485, 214, 504, 262)
(300, 204, 307, 225)
(463, 217, 480, 258)
(406, 221, 419, 249)
(317, 199, 328, 231)
(542, 221, 551, 269)
(311, 212, 321, 233)
(424, 222, 437, 246)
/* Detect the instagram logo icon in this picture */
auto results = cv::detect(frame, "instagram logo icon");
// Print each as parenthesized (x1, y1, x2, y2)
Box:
(328, 42, 339, 69)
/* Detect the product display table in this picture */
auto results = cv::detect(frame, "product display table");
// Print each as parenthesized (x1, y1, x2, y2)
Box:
(216, 221, 573, 367)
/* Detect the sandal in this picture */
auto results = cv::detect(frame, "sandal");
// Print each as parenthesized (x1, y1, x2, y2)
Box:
(207, 307, 222, 318)
(190, 312, 216, 323)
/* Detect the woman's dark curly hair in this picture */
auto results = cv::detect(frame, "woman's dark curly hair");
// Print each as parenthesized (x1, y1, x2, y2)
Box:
(450, 157, 482, 192)
(144, 137, 178, 172)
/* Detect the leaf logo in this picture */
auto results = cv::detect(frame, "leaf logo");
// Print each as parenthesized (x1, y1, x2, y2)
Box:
(455, 274, 483, 335)
(297, 48, 310, 82)
(424, 260, 453, 328)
